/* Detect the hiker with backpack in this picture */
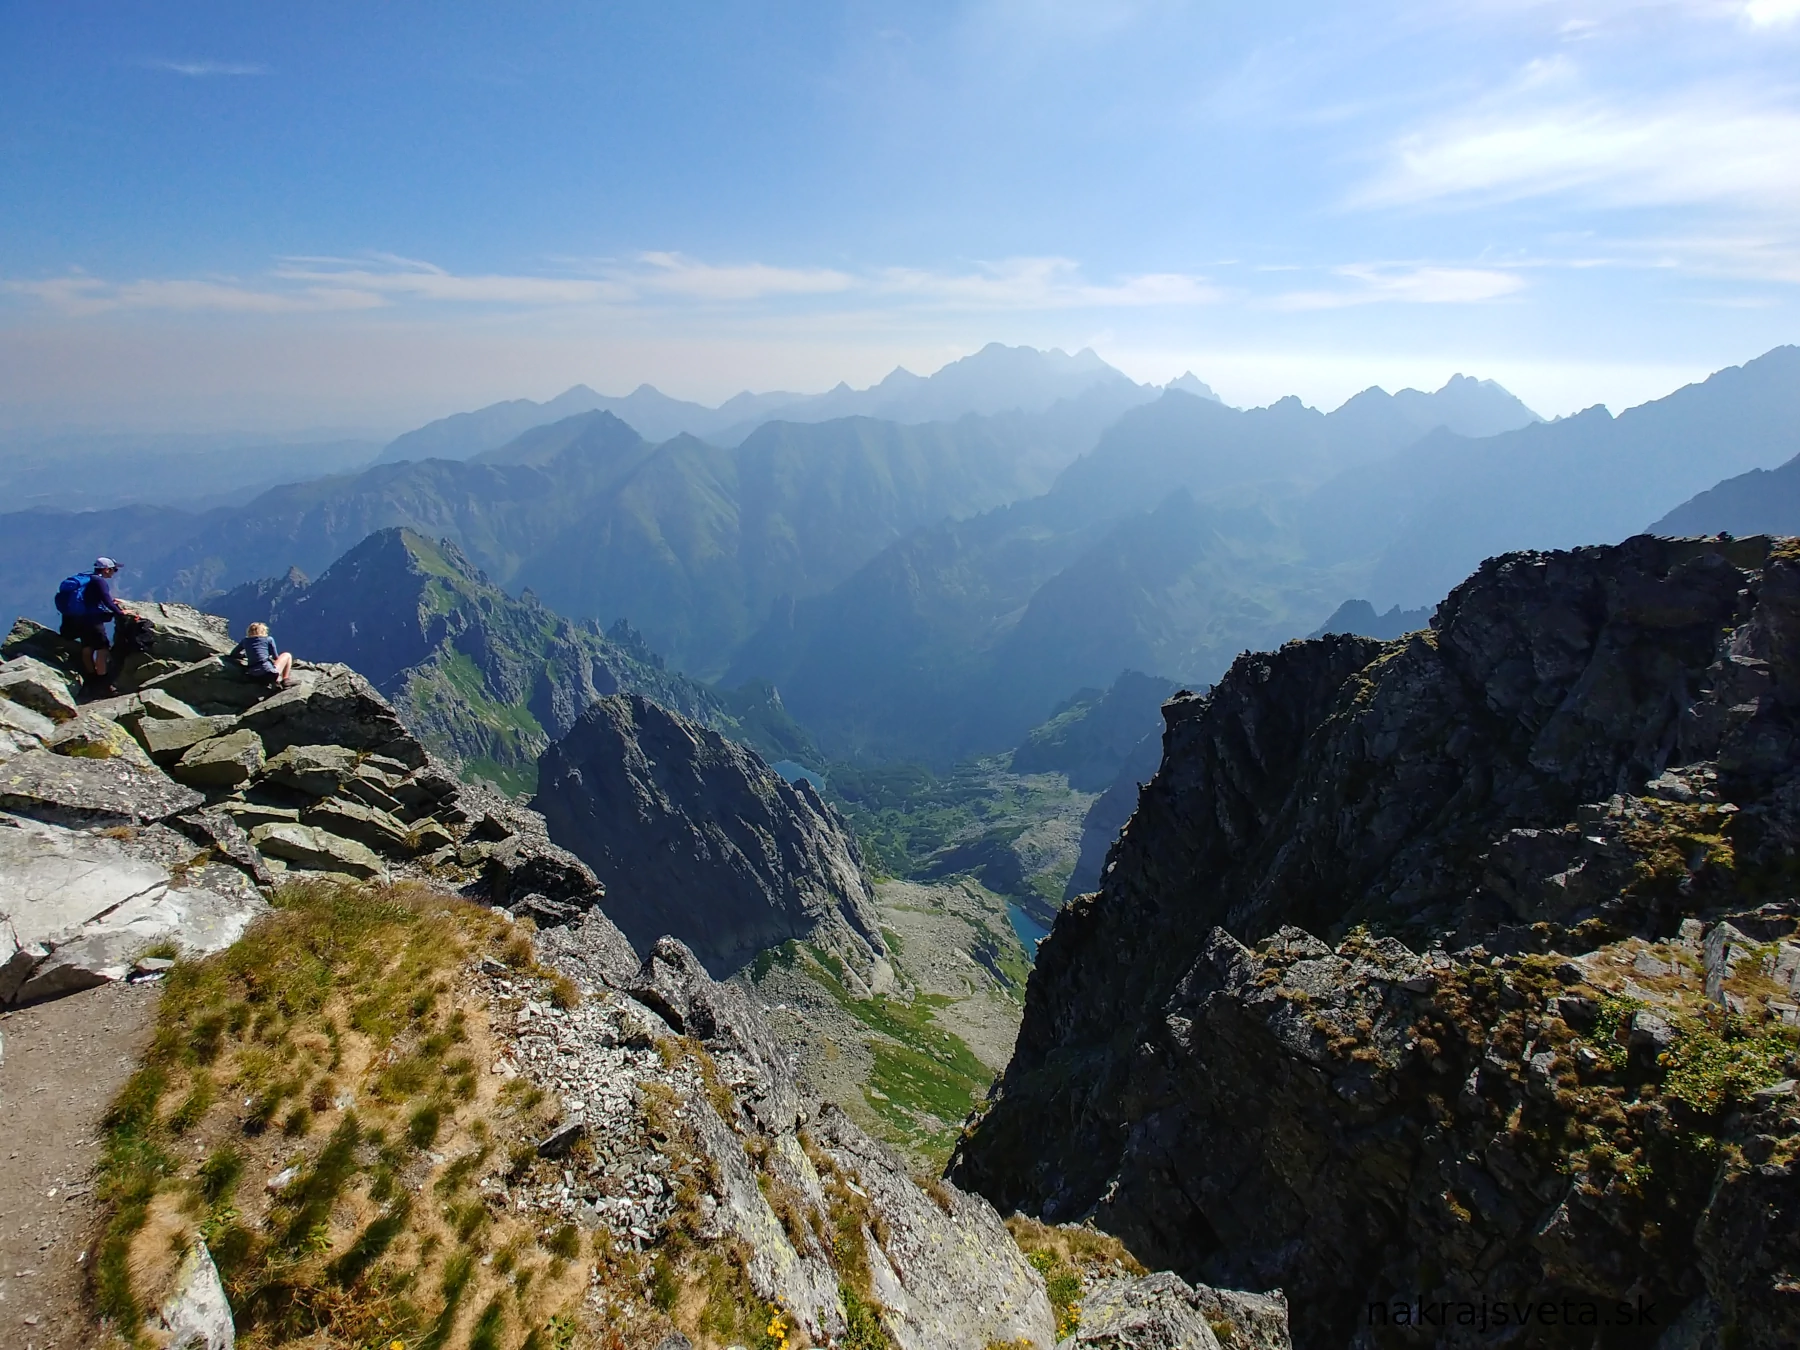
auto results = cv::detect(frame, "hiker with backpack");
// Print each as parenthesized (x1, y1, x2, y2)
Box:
(227, 621, 295, 690)
(55, 557, 138, 690)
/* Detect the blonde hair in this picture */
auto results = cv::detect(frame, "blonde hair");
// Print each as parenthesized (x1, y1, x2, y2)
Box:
(246, 622, 269, 637)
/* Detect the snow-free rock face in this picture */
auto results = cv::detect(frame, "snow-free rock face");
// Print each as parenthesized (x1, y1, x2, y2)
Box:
(953, 535, 1800, 1348)
(534, 693, 886, 979)
(520, 911, 1058, 1349)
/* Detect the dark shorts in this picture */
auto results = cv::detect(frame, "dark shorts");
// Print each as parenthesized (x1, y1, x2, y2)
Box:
(246, 665, 281, 684)
(60, 616, 110, 649)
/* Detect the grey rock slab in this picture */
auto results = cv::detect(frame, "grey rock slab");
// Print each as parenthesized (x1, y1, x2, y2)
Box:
(0, 749, 203, 825)
(0, 692, 57, 743)
(141, 715, 240, 764)
(236, 671, 426, 765)
(129, 603, 236, 664)
(48, 711, 158, 769)
(218, 800, 301, 828)
(0, 656, 79, 723)
(83, 687, 203, 726)
(1057, 1272, 1224, 1350)
(300, 796, 413, 855)
(142, 655, 292, 715)
(0, 812, 265, 1005)
(173, 729, 267, 790)
(250, 821, 384, 879)
(173, 809, 278, 887)
(259, 743, 360, 796)
(155, 1240, 236, 1350)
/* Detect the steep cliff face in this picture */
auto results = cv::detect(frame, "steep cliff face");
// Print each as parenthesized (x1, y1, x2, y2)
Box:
(534, 693, 887, 981)
(952, 534, 1800, 1348)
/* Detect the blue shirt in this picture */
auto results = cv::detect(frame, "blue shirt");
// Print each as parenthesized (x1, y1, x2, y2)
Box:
(230, 634, 280, 674)
(82, 573, 125, 619)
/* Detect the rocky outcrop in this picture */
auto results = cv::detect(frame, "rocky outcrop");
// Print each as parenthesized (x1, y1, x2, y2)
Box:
(535, 693, 887, 980)
(0, 606, 606, 1006)
(515, 911, 1057, 1349)
(953, 535, 1800, 1348)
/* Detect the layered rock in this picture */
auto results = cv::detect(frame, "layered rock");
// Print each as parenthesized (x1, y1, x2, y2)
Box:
(0, 606, 605, 1006)
(953, 534, 1800, 1348)
(535, 693, 887, 980)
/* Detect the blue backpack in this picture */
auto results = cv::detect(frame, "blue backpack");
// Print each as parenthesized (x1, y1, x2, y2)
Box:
(55, 573, 94, 618)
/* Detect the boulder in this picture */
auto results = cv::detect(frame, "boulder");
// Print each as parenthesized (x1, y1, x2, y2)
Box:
(259, 743, 360, 796)
(125, 603, 236, 663)
(0, 656, 79, 723)
(0, 694, 57, 745)
(250, 821, 384, 879)
(236, 671, 427, 765)
(408, 818, 456, 853)
(83, 688, 203, 734)
(155, 1240, 235, 1350)
(140, 715, 240, 764)
(48, 712, 157, 769)
(1, 618, 81, 673)
(301, 797, 414, 855)
(0, 812, 264, 1005)
(1056, 1272, 1224, 1349)
(141, 656, 284, 714)
(0, 726, 42, 764)
(173, 810, 277, 887)
(217, 800, 301, 829)
(0, 749, 203, 825)
(173, 729, 267, 790)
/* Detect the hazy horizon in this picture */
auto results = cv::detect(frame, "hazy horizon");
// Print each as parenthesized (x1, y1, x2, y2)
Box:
(4, 2, 1796, 435)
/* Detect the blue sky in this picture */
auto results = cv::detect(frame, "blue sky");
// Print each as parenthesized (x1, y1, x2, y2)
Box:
(3, 0, 1797, 432)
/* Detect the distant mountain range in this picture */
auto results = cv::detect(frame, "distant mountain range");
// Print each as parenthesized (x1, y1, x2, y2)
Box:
(377, 342, 1158, 461)
(724, 346, 1799, 761)
(8, 341, 1791, 772)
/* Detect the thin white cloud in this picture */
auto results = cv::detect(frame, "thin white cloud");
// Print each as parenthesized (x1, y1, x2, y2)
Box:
(631, 252, 855, 300)
(274, 257, 627, 305)
(1354, 69, 1800, 215)
(145, 59, 268, 77)
(1271, 264, 1526, 309)
(5, 275, 382, 316)
(876, 256, 1221, 308)
(1746, 0, 1800, 22)
(7, 254, 1223, 318)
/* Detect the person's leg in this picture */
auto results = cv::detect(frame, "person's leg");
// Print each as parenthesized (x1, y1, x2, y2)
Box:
(275, 651, 293, 682)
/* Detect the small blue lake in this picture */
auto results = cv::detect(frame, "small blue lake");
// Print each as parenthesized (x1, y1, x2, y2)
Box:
(771, 759, 828, 787)
(1007, 902, 1052, 958)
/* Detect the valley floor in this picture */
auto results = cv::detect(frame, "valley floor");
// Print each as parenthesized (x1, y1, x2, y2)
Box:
(747, 876, 1032, 1168)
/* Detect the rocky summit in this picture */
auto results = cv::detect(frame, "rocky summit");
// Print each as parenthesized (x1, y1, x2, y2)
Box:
(0, 603, 598, 1006)
(952, 534, 1800, 1348)
(534, 692, 889, 982)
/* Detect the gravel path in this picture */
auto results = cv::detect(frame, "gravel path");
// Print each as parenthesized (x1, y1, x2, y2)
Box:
(0, 981, 159, 1350)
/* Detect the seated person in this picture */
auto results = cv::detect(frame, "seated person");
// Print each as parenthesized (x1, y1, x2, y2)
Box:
(59, 557, 137, 689)
(228, 622, 295, 688)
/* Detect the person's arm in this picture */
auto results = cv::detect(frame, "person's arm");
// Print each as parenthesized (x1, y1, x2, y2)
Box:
(227, 640, 248, 663)
(91, 573, 134, 619)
